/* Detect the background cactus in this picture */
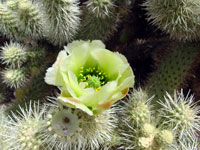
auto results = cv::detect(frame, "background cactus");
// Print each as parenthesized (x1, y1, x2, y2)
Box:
(143, 0, 200, 41)
(1, 68, 28, 88)
(146, 42, 200, 107)
(117, 89, 175, 150)
(16, 0, 45, 39)
(78, 0, 119, 41)
(1, 102, 46, 150)
(158, 91, 200, 141)
(0, 2, 20, 39)
(0, 42, 27, 67)
(39, 0, 81, 46)
(118, 89, 200, 150)
(0, 106, 8, 150)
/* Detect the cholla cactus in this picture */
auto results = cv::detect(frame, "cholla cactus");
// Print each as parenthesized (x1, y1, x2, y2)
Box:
(119, 89, 152, 126)
(6, 0, 20, 10)
(0, 102, 46, 150)
(15, 0, 45, 39)
(119, 116, 174, 150)
(2, 99, 118, 150)
(143, 0, 200, 41)
(118, 89, 185, 150)
(140, 123, 155, 137)
(0, 0, 200, 149)
(159, 90, 200, 140)
(41, 0, 81, 46)
(40, 101, 118, 150)
(0, 0, 124, 44)
(0, 106, 8, 150)
(178, 139, 200, 150)
(0, 42, 27, 67)
(0, 2, 19, 39)
(85, 0, 115, 18)
(0, 0, 45, 40)
(147, 43, 199, 107)
(118, 89, 174, 150)
(1, 68, 29, 88)
(79, 0, 119, 40)
(0, 0, 81, 45)
(118, 88, 200, 149)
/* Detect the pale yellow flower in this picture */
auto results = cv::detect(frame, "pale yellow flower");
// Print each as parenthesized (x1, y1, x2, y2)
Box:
(45, 40, 134, 115)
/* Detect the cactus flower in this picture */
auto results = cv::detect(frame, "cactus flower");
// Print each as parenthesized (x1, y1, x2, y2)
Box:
(45, 40, 134, 115)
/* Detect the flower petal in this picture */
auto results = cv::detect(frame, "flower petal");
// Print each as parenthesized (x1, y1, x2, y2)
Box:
(91, 49, 126, 80)
(79, 81, 118, 107)
(61, 72, 81, 98)
(59, 96, 93, 116)
(65, 40, 105, 53)
(97, 81, 118, 105)
(67, 70, 84, 97)
(90, 40, 105, 49)
(118, 66, 135, 87)
(44, 51, 68, 86)
(64, 41, 98, 75)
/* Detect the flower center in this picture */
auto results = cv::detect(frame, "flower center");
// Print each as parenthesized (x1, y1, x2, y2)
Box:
(78, 66, 108, 90)
(87, 76, 101, 89)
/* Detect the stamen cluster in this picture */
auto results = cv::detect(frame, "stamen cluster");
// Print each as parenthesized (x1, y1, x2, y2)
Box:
(78, 66, 109, 90)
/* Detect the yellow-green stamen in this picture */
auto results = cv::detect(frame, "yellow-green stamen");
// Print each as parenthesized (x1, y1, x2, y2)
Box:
(78, 66, 108, 90)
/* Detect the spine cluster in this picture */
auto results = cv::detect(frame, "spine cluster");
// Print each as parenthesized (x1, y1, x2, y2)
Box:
(118, 89, 200, 150)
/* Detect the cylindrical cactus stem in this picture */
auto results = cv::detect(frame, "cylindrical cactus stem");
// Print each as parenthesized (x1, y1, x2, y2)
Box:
(6, 0, 20, 11)
(137, 136, 153, 149)
(143, 0, 200, 41)
(146, 42, 200, 107)
(158, 90, 200, 141)
(85, 0, 115, 18)
(0, 106, 9, 149)
(16, 0, 45, 39)
(0, 0, 45, 40)
(79, 0, 119, 41)
(119, 89, 152, 126)
(117, 89, 154, 150)
(41, 0, 81, 46)
(1, 102, 47, 150)
(191, 68, 200, 102)
(0, 3, 20, 39)
(0, 42, 27, 68)
(1, 68, 29, 88)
